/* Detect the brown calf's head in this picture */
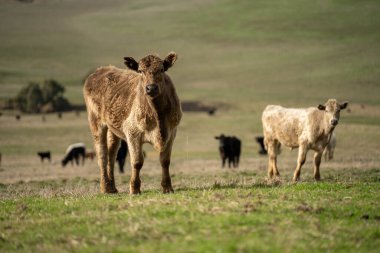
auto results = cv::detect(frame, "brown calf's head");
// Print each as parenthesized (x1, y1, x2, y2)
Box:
(124, 52, 177, 98)
(318, 99, 348, 127)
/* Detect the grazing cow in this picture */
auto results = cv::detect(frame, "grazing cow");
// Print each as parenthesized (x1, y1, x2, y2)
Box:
(83, 52, 182, 194)
(215, 134, 241, 168)
(323, 132, 336, 161)
(61, 143, 86, 167)
(255, 136, 267, 155)
(262, 99, 348, 181)
(37, 151, 51, 163)
(116, 140, 128, 173)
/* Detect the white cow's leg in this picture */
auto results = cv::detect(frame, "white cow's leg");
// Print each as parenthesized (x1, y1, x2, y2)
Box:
(272, 141, 281, 177)
(160, 133, 176, 193)
(266, 140, 277, 178)
(313, 151, 323, 181)
(106, 130, 120, 193)
(126, 134, 144, 195)
(293, 145, 308, 182)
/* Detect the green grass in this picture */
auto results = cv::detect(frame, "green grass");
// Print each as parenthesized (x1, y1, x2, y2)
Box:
(1, 0, 380, 252)
(1, 171, 379, 253)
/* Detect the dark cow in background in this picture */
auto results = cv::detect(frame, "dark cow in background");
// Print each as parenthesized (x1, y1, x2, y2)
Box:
(62, 143, 86, 167)
(116, 140, 129, 173)
(215, 134, 241, 168)
(255, 136, 267, 155)
(37, 151, 51, 163)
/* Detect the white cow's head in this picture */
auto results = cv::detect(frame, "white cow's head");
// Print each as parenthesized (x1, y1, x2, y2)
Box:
(318, 99, 348, 127)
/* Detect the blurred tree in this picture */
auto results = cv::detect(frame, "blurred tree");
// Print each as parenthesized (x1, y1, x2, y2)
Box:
(13, 79, 71, 113)
(52, 96, 71, 112)
(15, 82, 42, 112)
(41, 79, 65, 103)
(26, 82, 43, 113)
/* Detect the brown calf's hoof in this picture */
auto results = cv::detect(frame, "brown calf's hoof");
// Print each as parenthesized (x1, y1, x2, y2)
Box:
(129, 185, 141, 195)
(130, 180, 141, 195)
(101, 186, 118, 194)
(314, 175, 321, 181)
(162, 186, 174, 194)
(129, 189, 141, 195)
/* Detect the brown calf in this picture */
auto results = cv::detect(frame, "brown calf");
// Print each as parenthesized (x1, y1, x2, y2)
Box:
(83, 52, 182, 194)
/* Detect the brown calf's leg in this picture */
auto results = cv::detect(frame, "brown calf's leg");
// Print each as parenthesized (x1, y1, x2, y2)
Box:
(293, 145, 308, 182)
(88, 113, 114, 193)
(160, 135, 175, 193)
(313, 151, 323, 181)
(126, 135, 144, 195)
(106, 130, 120, 193)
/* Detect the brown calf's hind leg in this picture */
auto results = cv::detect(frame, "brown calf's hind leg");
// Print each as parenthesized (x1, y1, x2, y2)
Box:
(313, 151, 323, 181)
(105, 130, 120, 193)
(90, 120, 115, 193)
(293, 145, 307, 182)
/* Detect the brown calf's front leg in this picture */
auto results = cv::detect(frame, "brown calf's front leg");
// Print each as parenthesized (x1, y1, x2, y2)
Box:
(160, 134, 175, 193)
(293, 145, 308, 182)
(126, 135, 144, 195)
(313, 151, 323, 181)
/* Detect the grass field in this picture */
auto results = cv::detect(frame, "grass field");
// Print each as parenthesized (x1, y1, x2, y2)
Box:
(1, 0, 380, 252)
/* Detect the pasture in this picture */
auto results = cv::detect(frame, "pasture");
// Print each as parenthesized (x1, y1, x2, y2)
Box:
(0, 0, 380, 252)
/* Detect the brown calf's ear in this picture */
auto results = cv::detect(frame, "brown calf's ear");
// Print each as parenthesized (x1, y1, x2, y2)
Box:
(340, 101, 348, 110)
(124, 57, 139, 72)
(318, 104, 326, 110)
(163, 51, 178, 71)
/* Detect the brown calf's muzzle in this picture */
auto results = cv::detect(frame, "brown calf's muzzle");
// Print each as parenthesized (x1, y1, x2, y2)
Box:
(146, 84, 159, 97)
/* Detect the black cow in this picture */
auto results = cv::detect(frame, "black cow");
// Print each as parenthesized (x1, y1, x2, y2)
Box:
(62, 143, 86, 167)
(37, 151, 51, 163)
(116, 140, 128, 173)
(255, 136, 267, 155)
(215, 134, 241, 168)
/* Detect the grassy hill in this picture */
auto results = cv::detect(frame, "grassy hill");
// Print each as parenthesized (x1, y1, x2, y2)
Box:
(0, 0, 380, 252)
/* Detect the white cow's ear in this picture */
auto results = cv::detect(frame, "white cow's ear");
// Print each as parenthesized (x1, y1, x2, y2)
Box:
(124, 57, 139, 72)
(163, 52, 178, 71)
(318, 104, 326, 110)
(340, 102, 348, 110)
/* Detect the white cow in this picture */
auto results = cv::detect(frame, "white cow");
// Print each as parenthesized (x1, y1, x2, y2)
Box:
(262, 99, 347, 181)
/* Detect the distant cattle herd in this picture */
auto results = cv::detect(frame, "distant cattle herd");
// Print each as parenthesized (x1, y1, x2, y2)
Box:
(1, 52, 347, 196)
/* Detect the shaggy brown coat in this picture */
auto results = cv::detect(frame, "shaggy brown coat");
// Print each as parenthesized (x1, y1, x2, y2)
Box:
(83, 52, 182, 194)
(262, 99, 347, 181)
